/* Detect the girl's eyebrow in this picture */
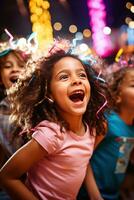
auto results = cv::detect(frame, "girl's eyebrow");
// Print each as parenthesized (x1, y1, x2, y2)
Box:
(55, 69, 86, 77)
(4, 60, 12, 64)
(3, 61, 12, 66)
(55, 68, 86, 77)
(55, 69, 69, 78)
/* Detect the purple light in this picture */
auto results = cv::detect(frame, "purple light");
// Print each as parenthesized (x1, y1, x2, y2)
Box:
(87, 0, 113, 57)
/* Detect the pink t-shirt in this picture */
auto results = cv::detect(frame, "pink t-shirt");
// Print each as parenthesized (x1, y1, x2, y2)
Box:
(26, 120, 95, 200)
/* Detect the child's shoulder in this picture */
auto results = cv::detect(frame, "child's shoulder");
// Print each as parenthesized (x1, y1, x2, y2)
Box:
(33, 120, 64, 140)
(36, 120, 59, 129)
(33, 120, 60, 133)
(32, 120, 65, 153)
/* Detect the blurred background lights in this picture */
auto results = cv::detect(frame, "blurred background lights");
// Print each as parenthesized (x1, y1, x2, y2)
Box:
(17, 37, 27, 47)
(53, 22, 62, 31)
(83, 29, 91, 38)
(126, 2, 133, 9)
(59, 0, 67, 2)
(69, 25, 77, 33)
(87, 0, 113, 57)
(103, 26, 111, 35)
(129, 21, 134, 28)
(75, 32, 83, 40)
(35, 7, 43, 16)
(79, 43, 89, 51)
(127, 27, 134, 44)
(125, 17, 132, 24)
(42, 1, 50, 9)
(130, 6, 134, 13)
(0, 0, 134, 59)
(29, 0, 53, 50)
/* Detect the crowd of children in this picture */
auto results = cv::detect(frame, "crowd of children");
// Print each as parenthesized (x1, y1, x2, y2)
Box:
(0, 37, 133, 200)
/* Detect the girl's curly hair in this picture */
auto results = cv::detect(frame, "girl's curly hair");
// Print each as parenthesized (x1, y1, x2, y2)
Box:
(106, 66, 134, 112)
(8, 50, 112, 138)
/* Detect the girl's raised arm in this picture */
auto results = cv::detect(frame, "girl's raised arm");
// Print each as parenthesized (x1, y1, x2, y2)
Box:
(0, 138, 47, 200)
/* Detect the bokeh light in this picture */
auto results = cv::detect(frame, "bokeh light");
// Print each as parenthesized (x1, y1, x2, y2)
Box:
(69, 25, 77, 33)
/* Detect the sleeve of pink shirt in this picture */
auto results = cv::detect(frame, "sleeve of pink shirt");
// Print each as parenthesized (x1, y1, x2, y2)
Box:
(32, 121, 64, 154)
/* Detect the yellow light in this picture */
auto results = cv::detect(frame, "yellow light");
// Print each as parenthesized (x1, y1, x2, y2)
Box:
(36, 0, 42, 7)
(69, 25, 77, 33)
(30, 14, 38, 23)
(129, 21, 134, 28)
(130, 6, 134, 13)
(35, 7, 43, 16)
(126, 2, 133, 9)
(115, 48, 123, 62)
(29, 1, 36, 9)
(39, 11, 51, 22)
(29, 0, 53, 50)
(30, 5, 37, 13)
(53, 22, 62, 31)
(83, 29, 91, 38)
(42, 1, 50, 9)
(125, 17, 132, 24)
(32, 22, 42, 32)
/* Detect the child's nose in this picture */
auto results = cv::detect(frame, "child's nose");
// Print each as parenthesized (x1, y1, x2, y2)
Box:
(71, 77, 82, 85)
(12, 65, 22, 72)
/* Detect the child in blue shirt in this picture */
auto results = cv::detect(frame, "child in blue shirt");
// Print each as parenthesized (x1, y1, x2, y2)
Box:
(78, 66, 134, 200)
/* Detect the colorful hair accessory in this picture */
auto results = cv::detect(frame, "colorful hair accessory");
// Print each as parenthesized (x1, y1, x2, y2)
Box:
(115, 47, 134, 68)
(0, 29, 38, 58)
(47, 38, 71, 56)
(96, 92, 107, 119)
(79, 55, 97, 66)
(96, 77, 106, 83)
(119, 55, 134, 67)
(46, 38, 98, 68)
(115, 48, 124, 63)
(0, 41, 12, 57)
(0, 49, 11, 57)
(95, 70, 105, 83)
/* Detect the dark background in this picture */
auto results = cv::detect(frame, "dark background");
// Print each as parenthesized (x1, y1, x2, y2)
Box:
(0, 0, 134, 38)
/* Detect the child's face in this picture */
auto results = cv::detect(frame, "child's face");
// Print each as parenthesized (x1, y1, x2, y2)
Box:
(0, 52, 25, 89)
(50, 56, 90, 120)
(118, 70, 134, 111)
